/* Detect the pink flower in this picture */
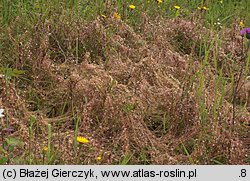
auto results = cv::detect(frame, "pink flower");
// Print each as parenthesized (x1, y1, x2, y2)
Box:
(240, 27, 250, 37)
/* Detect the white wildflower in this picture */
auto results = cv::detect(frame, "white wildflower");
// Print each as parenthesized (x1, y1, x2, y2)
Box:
(0, 109, 4, 118)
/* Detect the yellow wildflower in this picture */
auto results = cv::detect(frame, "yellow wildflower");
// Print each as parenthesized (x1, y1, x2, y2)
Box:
(113, 12, 121, 20)
(220, 0, 223, 4)
(129, 5, 136, 10)
(240, 21, 245, 28)
(156, 0, 162, 5)
(203, 6, 208, 11)
(77, 136, 90, 144)
(43, 146, 48, 152)
(198, 6, 201, 10)
(174, 5, 180, 10)
(101, 14, 107, 19)
(97, 156, 102, 161)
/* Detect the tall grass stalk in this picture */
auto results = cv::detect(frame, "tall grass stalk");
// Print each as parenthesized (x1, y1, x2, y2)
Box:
(28, 116, 36, 164)
(120, 153, 133, 165)
(212, 36, 225, 120)
(47, 123, 52, 164)
(74, 116, 81, 163)
(181, 143, 194, 164)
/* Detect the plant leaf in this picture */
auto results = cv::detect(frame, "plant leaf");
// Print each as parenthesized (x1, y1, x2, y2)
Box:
(5, 137, 24, 147)
(0, 156, 8, 165)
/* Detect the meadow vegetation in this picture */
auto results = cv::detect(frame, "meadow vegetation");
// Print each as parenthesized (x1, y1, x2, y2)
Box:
(0, 0, 249, 164)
